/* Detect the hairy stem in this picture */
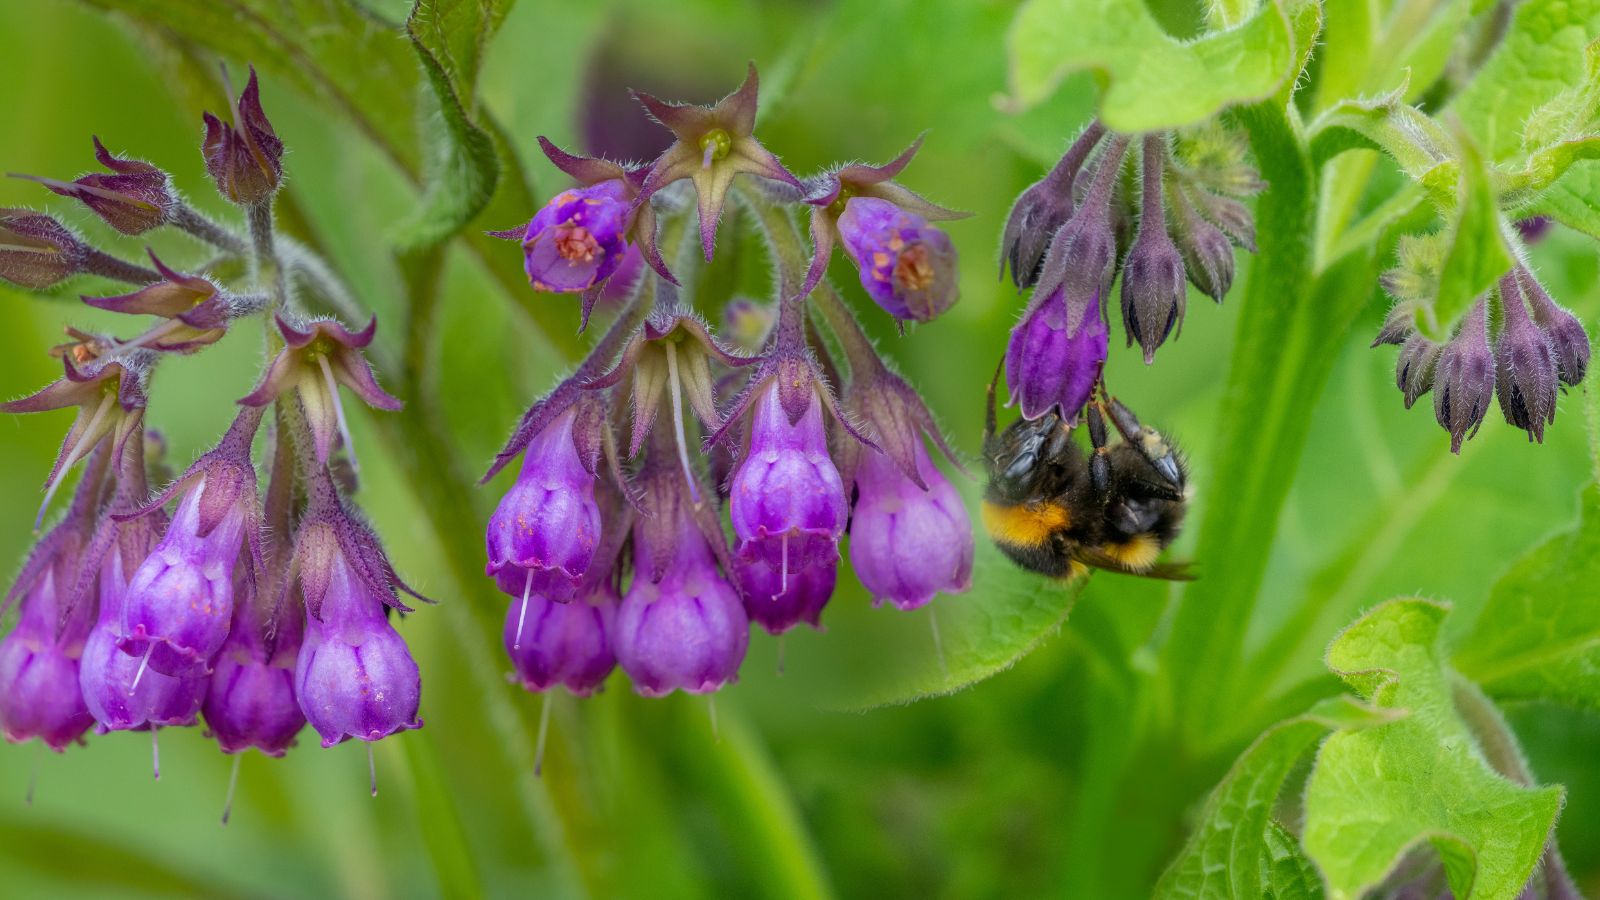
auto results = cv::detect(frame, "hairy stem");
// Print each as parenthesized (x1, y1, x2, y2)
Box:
(170, 203, 250, 255)
(82, 248, 159, 285)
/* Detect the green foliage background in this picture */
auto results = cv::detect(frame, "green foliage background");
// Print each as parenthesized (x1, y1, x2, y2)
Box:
(0, 0, 1597, 897)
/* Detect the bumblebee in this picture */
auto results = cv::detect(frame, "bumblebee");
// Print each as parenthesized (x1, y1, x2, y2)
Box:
(981, 371, 1193, 581)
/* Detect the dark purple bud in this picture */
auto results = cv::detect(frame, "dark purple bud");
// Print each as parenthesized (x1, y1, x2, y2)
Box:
(504, 584, 616, 696)
(519, 180, 632, 293)
(0, 208, 90, 289)
(1371, 303, 1416, 347)
(1000, 122, 1105, 289)
(1516, 216, 1553, 246)
(615, 515, 748, 696)
(1185, 185, 1256, 252)
(239, 315, 401, 465)
(733, 555, 834, 635)
(1495, 273, 1559, 442)
(1005, 285, 1108, 423)
(120, 406, 264, 677)
(1518, 267, 1590, 386)
(728, 380, 849, 575)
(485, 407, 602, 602)
(849, 444, 972, 611)
(293, 521, 422, 746)
(835, 197, 959, 322)
(201, 66, 283, 205)
(1395, 334, 1440, 409)
(1168, 183, 1235, 303)
(1433, 298, 1496, 453)
(1119, 137, 1188, 364)
(1033, 136, 1130, 329)
(16, 137, 176, 235)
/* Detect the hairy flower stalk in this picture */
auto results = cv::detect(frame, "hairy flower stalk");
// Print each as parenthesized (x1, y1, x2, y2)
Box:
(1001, 121, 1106, 289)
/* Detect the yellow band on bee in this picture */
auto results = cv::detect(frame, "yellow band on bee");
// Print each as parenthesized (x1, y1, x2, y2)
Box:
(981, 500, 1070, 548)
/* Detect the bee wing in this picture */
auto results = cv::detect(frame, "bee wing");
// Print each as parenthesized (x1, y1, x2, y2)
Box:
(1074, 546, 1196, 582)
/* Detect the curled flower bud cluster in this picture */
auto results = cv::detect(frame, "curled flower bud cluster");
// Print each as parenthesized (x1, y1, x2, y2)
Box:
(483, 67, 974, 714)
(0, 67, 427, 799)
(1374, 258, 1590, 453)
(998, 122, 1260, 422)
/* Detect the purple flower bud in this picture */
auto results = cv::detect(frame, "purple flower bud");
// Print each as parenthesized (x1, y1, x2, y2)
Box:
(733, 556, 835, 635)
(1371, 304, 1415, 347)
(836, 196, 959, 322)
(120, 409, 263, 678)
(23, 138, 176, 235)
(81, 545, 207, 732)
(486, 407, 602, 601)
(201, 66, 283, 205)
(1000, 123, 1105, 289)
(1032, 136, 1129, 322)
(1433, 298, 1496, 453)
(1516, 216, 1553, 246)
(1395, 333, 1440, 409)
(1495, 274, 1559, 442)
(1519, 268, 1590, 386)
(1005, 285, 1108, 423)
(1119, 137, 1188, 363)
(293, 524, 422, 746)
(0, 568, 94, 751)
(83, 251, 234, 353)
(0, 208, 90, 289)
(849, 444, 973, 611)
(615, 516, 748, 696)
(520, 180, 632, 293)
(504, 584, 616, 696)
(728, 381, 848, 575)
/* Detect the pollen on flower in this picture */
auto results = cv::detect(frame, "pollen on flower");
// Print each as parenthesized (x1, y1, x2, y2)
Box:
(555, 224, 602, 264)
(893, 244, 935, 291)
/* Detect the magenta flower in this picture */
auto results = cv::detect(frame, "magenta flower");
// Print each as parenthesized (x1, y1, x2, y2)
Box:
(203, 575, 305, 757)
(849, 444, 973, 611)
(733, 556, 835, 635)
(0, 562, 95, 751)
(1005, 285, 1109, 423)
(520, 180, 632, 293)
(728, 379, 849, 575)
(835, 197, 959, 322)
(504, 584, 617, 697)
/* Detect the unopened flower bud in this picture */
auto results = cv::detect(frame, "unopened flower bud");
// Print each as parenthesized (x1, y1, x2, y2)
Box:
(1000, 122, 1105, 289)
(202, 66, 283, 205)
(1518, 267, 1590, 386)
(1395, 333, 1440, 409)
(1494, 274, 1559, 442)
(1169, 186, 1235, 302)
(0, 209, 90, 289)
(21, 138, 176, 235)
(836, 196, 959, 322)
(1433, 298, 1496, 453)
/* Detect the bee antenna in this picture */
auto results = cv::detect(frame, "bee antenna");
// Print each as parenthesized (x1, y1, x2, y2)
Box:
(984, 357, 1005, 442)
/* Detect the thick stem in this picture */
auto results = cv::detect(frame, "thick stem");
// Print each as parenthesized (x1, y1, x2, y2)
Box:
(170, 203, 250, 255)
(82, 248, 159, 285)
(246, 198, 288, 312)
(1139, 134, 1166, 224)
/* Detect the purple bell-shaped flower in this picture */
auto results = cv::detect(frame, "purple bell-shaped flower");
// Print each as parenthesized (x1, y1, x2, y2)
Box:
(849, 443, 973, 611)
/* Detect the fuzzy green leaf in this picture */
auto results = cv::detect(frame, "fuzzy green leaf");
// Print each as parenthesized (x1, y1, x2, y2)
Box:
(1425, 133, 1513, 339)
(1155, 696, 1396, 900)
(1455, 485, 1600, 710)
(1523, 160, 1600, 237)
(392, 0, 517, 250)
(1004, 0, 1315, 130)
(1263, 821, 1325, 900)
(1302, 600, 1562, 900)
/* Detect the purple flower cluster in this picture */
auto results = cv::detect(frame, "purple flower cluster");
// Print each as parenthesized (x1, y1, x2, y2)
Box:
(483, 67, 974, 707)
(998, 124, 1260, 422)
(0, 68, 426, 791)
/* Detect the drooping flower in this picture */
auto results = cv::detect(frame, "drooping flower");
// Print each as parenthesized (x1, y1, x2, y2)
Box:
(516, 180, 632, 294)
(238, 315, 401, 465)
(1433, 297, 1496, 453)
(15, 137, 176, 235)
(203, 568, 305, 756)
(1005, 285, 1109, 423)
(83, 251, 242, 353)
(1168, 185, 1235, 302)
(1031, 135, 1130, 328)
(504, 584, 617, 697)
(633, 63, 801, 264)
(1494, 272, 1559, 442)
(1, 349, 150, 527)
(485, 402, 604, 602)
(1517, 267, 1590, 386)
(849, 442, 973, 611)
(1120, 136, 1188, 363)
(290, 470, 425, 746)
(800, 136, 966, 317)
(1395, 333, 1441, 409)
(733, 555, 835, 635)
(999, 122, 1105, 290)
(202, 66, 283, 205)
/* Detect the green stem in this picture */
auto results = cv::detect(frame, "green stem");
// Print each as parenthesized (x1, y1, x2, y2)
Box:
(170, 202, 250, 255)
(246, 198, 288, 313)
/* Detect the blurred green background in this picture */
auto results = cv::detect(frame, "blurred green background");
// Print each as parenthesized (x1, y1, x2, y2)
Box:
(1, 0, 1597, 897)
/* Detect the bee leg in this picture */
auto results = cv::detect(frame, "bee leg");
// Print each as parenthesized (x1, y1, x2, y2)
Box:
(1102, 397, 1185, 492)
(1085, 403, 1113, 502)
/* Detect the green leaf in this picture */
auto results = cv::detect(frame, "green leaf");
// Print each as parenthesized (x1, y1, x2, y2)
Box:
(1262, 821, 1325, 900)
(392, 0, 515, 249)
(1154, 696, 1397, 900)
(1302, 599, 1563, 900)
(1425, 130, 1512, 339)
(822, 540, 1086, 711)
(1521, 159, 1600, 237)
(1004, 0, 1316, 130)
(1449, 0, 1600, 165)
(1454, 484, 1600, 710)
(1308, 83, 1453, 181)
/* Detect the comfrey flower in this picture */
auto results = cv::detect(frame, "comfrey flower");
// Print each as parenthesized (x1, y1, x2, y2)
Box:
(733, 556, 835, 635)
(202, 66, 283, 205)
(0, 209, 92, 289)
(1000, 122, 1105, 289)
(290, 472, 425, 747)
(119, 406, 265, 678)
(12, 137, 176, 235)
(1431, 298, 1496, 453)
(0, 450, 106, 751)
(504, 584, 617, 697)
(84, 251, 249, 353)
(614, 456, 748, 696)
(1005, 285, 1109, 423)
(239, 315, 401, 465)
(204, 569, 305, 757)
(1493, 271, 1559, 442)
(1120, 137, 1188, 364)
(632, 63, 801, 265)
(2, 348, 151, 527)
(801, 136, 967, 321)
(850, 443, 973, 611)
